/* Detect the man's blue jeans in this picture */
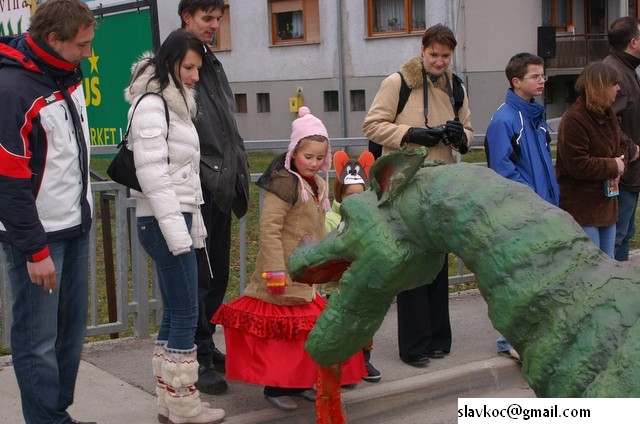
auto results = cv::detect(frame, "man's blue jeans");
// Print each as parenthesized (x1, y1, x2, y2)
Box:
(137, 213, 198, 352)
(614, 189, 639, 261)
(5, 233, 90, 424)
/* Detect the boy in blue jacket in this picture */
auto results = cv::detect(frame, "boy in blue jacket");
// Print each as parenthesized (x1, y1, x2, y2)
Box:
(485, 52, 560, 361)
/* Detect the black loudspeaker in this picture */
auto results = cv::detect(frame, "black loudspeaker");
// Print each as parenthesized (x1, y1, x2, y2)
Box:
(538, 26, 556, 59)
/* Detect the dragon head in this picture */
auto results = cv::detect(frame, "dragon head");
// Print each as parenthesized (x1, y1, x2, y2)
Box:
(289, 148, 447, 365)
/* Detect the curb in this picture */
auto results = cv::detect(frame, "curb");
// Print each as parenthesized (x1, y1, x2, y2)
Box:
(224, 356, 523, 424)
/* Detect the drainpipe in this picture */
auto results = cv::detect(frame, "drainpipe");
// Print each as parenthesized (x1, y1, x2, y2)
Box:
(337, 0, 347, 137)
(448, 0, 457, 70)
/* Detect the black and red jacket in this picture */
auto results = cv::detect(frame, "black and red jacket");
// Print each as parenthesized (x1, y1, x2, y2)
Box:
(0, 34, 92, 262)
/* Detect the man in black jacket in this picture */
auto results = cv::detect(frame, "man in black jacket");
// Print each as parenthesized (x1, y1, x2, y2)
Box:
(603, 17, 640, 262)
(179, 0, 250, 395)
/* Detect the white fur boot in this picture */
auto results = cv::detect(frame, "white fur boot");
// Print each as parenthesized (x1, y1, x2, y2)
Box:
(162, 349, 225, 424)
(152, 342, 170, 423)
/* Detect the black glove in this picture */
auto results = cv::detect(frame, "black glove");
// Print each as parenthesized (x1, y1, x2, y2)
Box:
(443, 120, 469, 154)
(444, 120, 465, 143)
(404, 127, 445, 147)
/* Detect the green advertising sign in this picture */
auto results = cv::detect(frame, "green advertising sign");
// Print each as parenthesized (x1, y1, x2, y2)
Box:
(81, 8, 153, 148)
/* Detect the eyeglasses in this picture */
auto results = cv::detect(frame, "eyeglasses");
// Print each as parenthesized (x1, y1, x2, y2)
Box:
(522, 74, 548, 82)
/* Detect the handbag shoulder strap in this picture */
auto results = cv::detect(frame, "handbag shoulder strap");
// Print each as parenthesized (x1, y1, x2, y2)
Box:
(121, 92, 170, 145)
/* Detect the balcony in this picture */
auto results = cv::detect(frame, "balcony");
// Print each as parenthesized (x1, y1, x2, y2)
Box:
(545, 33, 609, 70)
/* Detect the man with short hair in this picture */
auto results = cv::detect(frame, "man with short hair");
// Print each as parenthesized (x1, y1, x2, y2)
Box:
(178, 0, 250, 395)
(0, 0, 96, 422)
(602, 16, 640, 262)
(485, 52, 560, 361)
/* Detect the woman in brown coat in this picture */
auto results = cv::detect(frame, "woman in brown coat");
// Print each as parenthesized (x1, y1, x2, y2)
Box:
(556, 61, 627, 257)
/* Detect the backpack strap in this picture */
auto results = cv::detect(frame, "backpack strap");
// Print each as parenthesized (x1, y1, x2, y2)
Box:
(396, 71, 411, 115)
(451, 73, 465, 118)
(368, 72, 411, 159)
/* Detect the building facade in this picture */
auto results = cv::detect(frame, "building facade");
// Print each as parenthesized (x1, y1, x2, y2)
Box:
(158, 0, 634, 141)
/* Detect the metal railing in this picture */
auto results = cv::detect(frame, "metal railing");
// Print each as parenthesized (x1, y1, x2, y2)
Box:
(1, 134, 522, 348)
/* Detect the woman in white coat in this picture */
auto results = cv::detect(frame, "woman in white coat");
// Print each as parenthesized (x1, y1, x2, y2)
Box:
(124, 29, 223, 424)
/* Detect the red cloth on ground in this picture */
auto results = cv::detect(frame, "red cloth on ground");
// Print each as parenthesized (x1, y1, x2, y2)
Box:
(212, 295, 366, 388)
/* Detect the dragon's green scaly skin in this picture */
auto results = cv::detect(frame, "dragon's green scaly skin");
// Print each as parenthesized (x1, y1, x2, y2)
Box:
(288, 149, 640, 397)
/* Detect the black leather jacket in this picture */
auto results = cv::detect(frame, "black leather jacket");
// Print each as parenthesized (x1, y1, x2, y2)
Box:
(195, 46, 250, 218)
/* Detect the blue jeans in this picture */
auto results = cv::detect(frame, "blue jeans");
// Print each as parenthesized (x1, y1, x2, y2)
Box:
(583, 224, 616, 258)
(4, 233, 89, 424)
(497, 334, 513, 352)
(614, 189, 638, 261)
(137, 213, 198, 352)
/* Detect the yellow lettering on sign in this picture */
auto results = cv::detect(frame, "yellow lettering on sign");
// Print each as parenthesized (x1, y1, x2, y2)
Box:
(90, 127, 117, 145)
(83, 76, 101, 107)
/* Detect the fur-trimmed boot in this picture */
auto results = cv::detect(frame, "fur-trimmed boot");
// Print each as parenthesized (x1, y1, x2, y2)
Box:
(162, 349, 225, 424)
(152, 342, 170, 423)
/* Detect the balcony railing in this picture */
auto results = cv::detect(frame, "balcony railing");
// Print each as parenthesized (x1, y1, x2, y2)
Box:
(545, 33, 609, 69)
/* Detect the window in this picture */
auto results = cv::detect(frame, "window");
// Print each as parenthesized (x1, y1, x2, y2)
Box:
(257, 93, 271, 113)
(367, 0, 426, 37)
(269, 0, 321, 45)
(324, 90, 339, 112)
(210, 3, 232, 51)
(350, 90, 366, 112)
(235, 93, 247, 113)
(542, 0, 573, 30)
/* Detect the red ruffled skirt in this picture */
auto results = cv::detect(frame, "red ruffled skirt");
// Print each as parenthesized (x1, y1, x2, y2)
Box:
(212, 295, 366, 388)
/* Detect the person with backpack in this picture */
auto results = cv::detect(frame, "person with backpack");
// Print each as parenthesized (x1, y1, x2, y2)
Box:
(484, 52, 560, 362)
(362, 23, 473, 367)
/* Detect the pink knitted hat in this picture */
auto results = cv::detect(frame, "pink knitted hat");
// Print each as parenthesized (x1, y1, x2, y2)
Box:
(285, 106, 332, 211)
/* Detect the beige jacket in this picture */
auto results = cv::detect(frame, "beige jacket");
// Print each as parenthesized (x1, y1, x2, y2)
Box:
(362, 56, 473, 164)
(244, 169, 327, 305)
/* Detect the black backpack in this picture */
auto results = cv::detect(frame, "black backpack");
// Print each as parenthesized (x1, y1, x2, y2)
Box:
(368, 71, 465, 160)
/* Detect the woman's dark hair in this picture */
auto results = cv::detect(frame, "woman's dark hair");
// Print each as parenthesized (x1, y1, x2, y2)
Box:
(422, 23, 457, 50)
(130, 29, 204, 99)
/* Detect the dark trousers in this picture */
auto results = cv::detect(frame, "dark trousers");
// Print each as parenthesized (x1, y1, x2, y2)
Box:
(195, 188, 232, 365)
(397, 256, 451, 360)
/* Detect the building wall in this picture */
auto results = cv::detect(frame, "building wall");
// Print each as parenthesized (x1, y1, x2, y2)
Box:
(461, 0, 542, 134)
(156, 1, 553, 140)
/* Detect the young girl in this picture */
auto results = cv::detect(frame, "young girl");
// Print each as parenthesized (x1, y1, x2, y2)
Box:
(324, 151, 381, 383)
(125, 29, 224, 424)
(213, 107, 366, 411)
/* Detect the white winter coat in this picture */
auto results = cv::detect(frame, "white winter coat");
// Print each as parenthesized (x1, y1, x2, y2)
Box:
(125, 55, 205, 255)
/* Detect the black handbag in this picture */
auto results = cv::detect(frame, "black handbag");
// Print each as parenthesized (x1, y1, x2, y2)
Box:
(107, 93, 169, 192)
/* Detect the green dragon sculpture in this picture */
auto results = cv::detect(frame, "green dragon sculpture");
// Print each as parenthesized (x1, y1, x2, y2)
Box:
(288, 148, 640, 398)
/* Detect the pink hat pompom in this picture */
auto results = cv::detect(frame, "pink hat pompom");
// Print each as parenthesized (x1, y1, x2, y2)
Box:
(297, 106, 311, 117)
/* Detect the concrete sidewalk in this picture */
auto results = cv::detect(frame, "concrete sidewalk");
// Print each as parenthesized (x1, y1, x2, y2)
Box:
(0, 289, 534, 424)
